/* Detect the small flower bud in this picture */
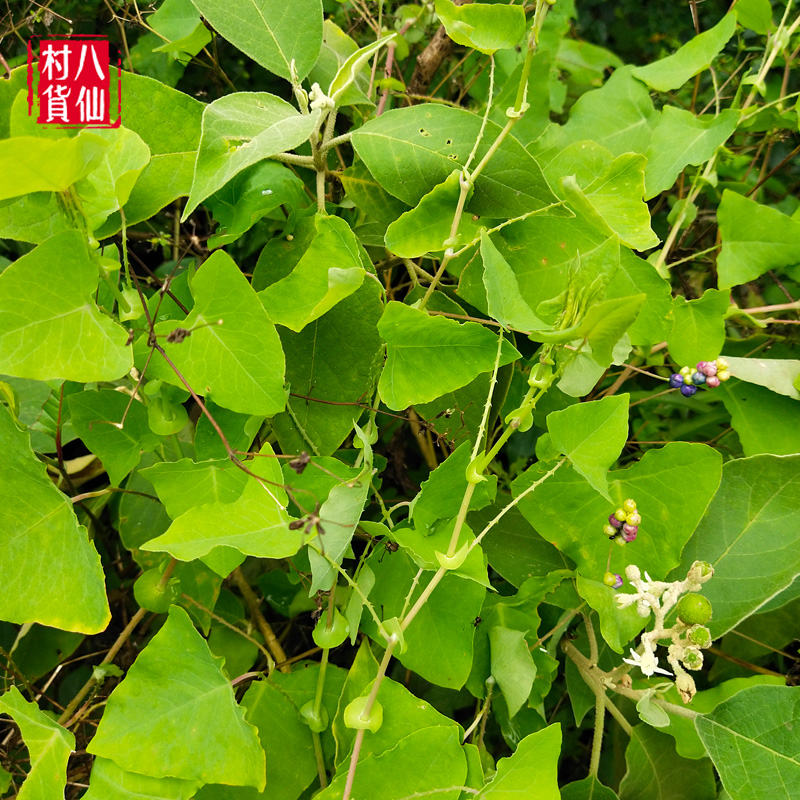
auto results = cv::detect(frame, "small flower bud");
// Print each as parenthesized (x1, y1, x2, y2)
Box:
(688, 561, 713, 582)
(687, 625, 712, 649)
(682, 648, 704, 671)
(676, 672, 697, 703)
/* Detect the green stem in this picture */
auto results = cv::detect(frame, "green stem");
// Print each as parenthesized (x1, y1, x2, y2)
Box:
(589, 691, 605, 778)
(342, 637, 398, 800)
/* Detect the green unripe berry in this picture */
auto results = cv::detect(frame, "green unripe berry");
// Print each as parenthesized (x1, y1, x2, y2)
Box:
(676, 593, 713, 626)
(614, 535, 626, 547)
(623, 498, 637, 514)
(614, 508, 627, 521)
(134, 568, 181, 613)
(687, 625, 712, 649)
(626, 512, 642, 526)
(603, 524, 617, 537)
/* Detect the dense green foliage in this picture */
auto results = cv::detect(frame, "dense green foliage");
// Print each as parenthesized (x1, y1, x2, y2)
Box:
(1, 0, 800, 798)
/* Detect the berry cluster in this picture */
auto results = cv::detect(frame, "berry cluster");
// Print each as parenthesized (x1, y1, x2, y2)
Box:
(669, 358, 730, 397)
(602, 498, 641, 590)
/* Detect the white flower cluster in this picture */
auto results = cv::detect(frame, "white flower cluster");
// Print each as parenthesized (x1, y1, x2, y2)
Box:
(615, 561, 714, 702)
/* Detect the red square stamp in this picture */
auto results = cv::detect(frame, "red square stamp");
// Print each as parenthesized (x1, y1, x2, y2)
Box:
(28, 35, 121, 128)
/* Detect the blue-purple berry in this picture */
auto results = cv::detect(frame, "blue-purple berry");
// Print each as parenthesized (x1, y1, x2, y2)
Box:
(692, 372, 706, 385)
(669, 373, 684, 389)
(680, 384, 698, 397)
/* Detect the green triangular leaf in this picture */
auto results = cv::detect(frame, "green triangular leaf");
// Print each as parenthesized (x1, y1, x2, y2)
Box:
(0, 231, 133, 381)
(377, 301, 520, 410)
(142, 249, 285, 416)
(142, 444, 300, 566)
(0, 403, 110, 633)
(259, 214, 365, 332)
(87, 606, 266, 789)
(0, 687, 74, 800)
(547, 394, 630, 500)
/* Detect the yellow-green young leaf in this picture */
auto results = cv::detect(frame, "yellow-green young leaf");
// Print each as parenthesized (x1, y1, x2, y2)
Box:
(632, 12, 737, 92)
(183, 92, 322, 219)
(259, 214, 365, 332)
(377, 301, 521, 410)
(0, 231, 133, 382)
(0, 687, 74, 800)
(384, 170, 481, 258)
(329, 33, 396, 103)
(143, 249, 285, 416)
(717, 190, 800, 288)
(561, 154, 659, 251)
(352, 104, 557, 217)
(142, 444, 299, 565)
(644, 107, 739, 199)
(667, 288, 729, 367)
(88, 606, 266, 788)
(435, 0, 526, 54)
(0, 134, 108, 200)
(675, 454, 800, 639)
(74, 126, 151, 232)
(547, 394, 629, 500)
(619, 726, 716, 800)
(188, 0, 322, 81)
(696, 685, 800, 798)
(83, 758, 200, 800)
(308, 20, 373, 108)
(480, 229, 543, 331)
(477, 725, 561, 799)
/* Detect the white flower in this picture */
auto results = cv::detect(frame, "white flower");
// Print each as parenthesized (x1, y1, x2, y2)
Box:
(623, 648, 673, 677)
